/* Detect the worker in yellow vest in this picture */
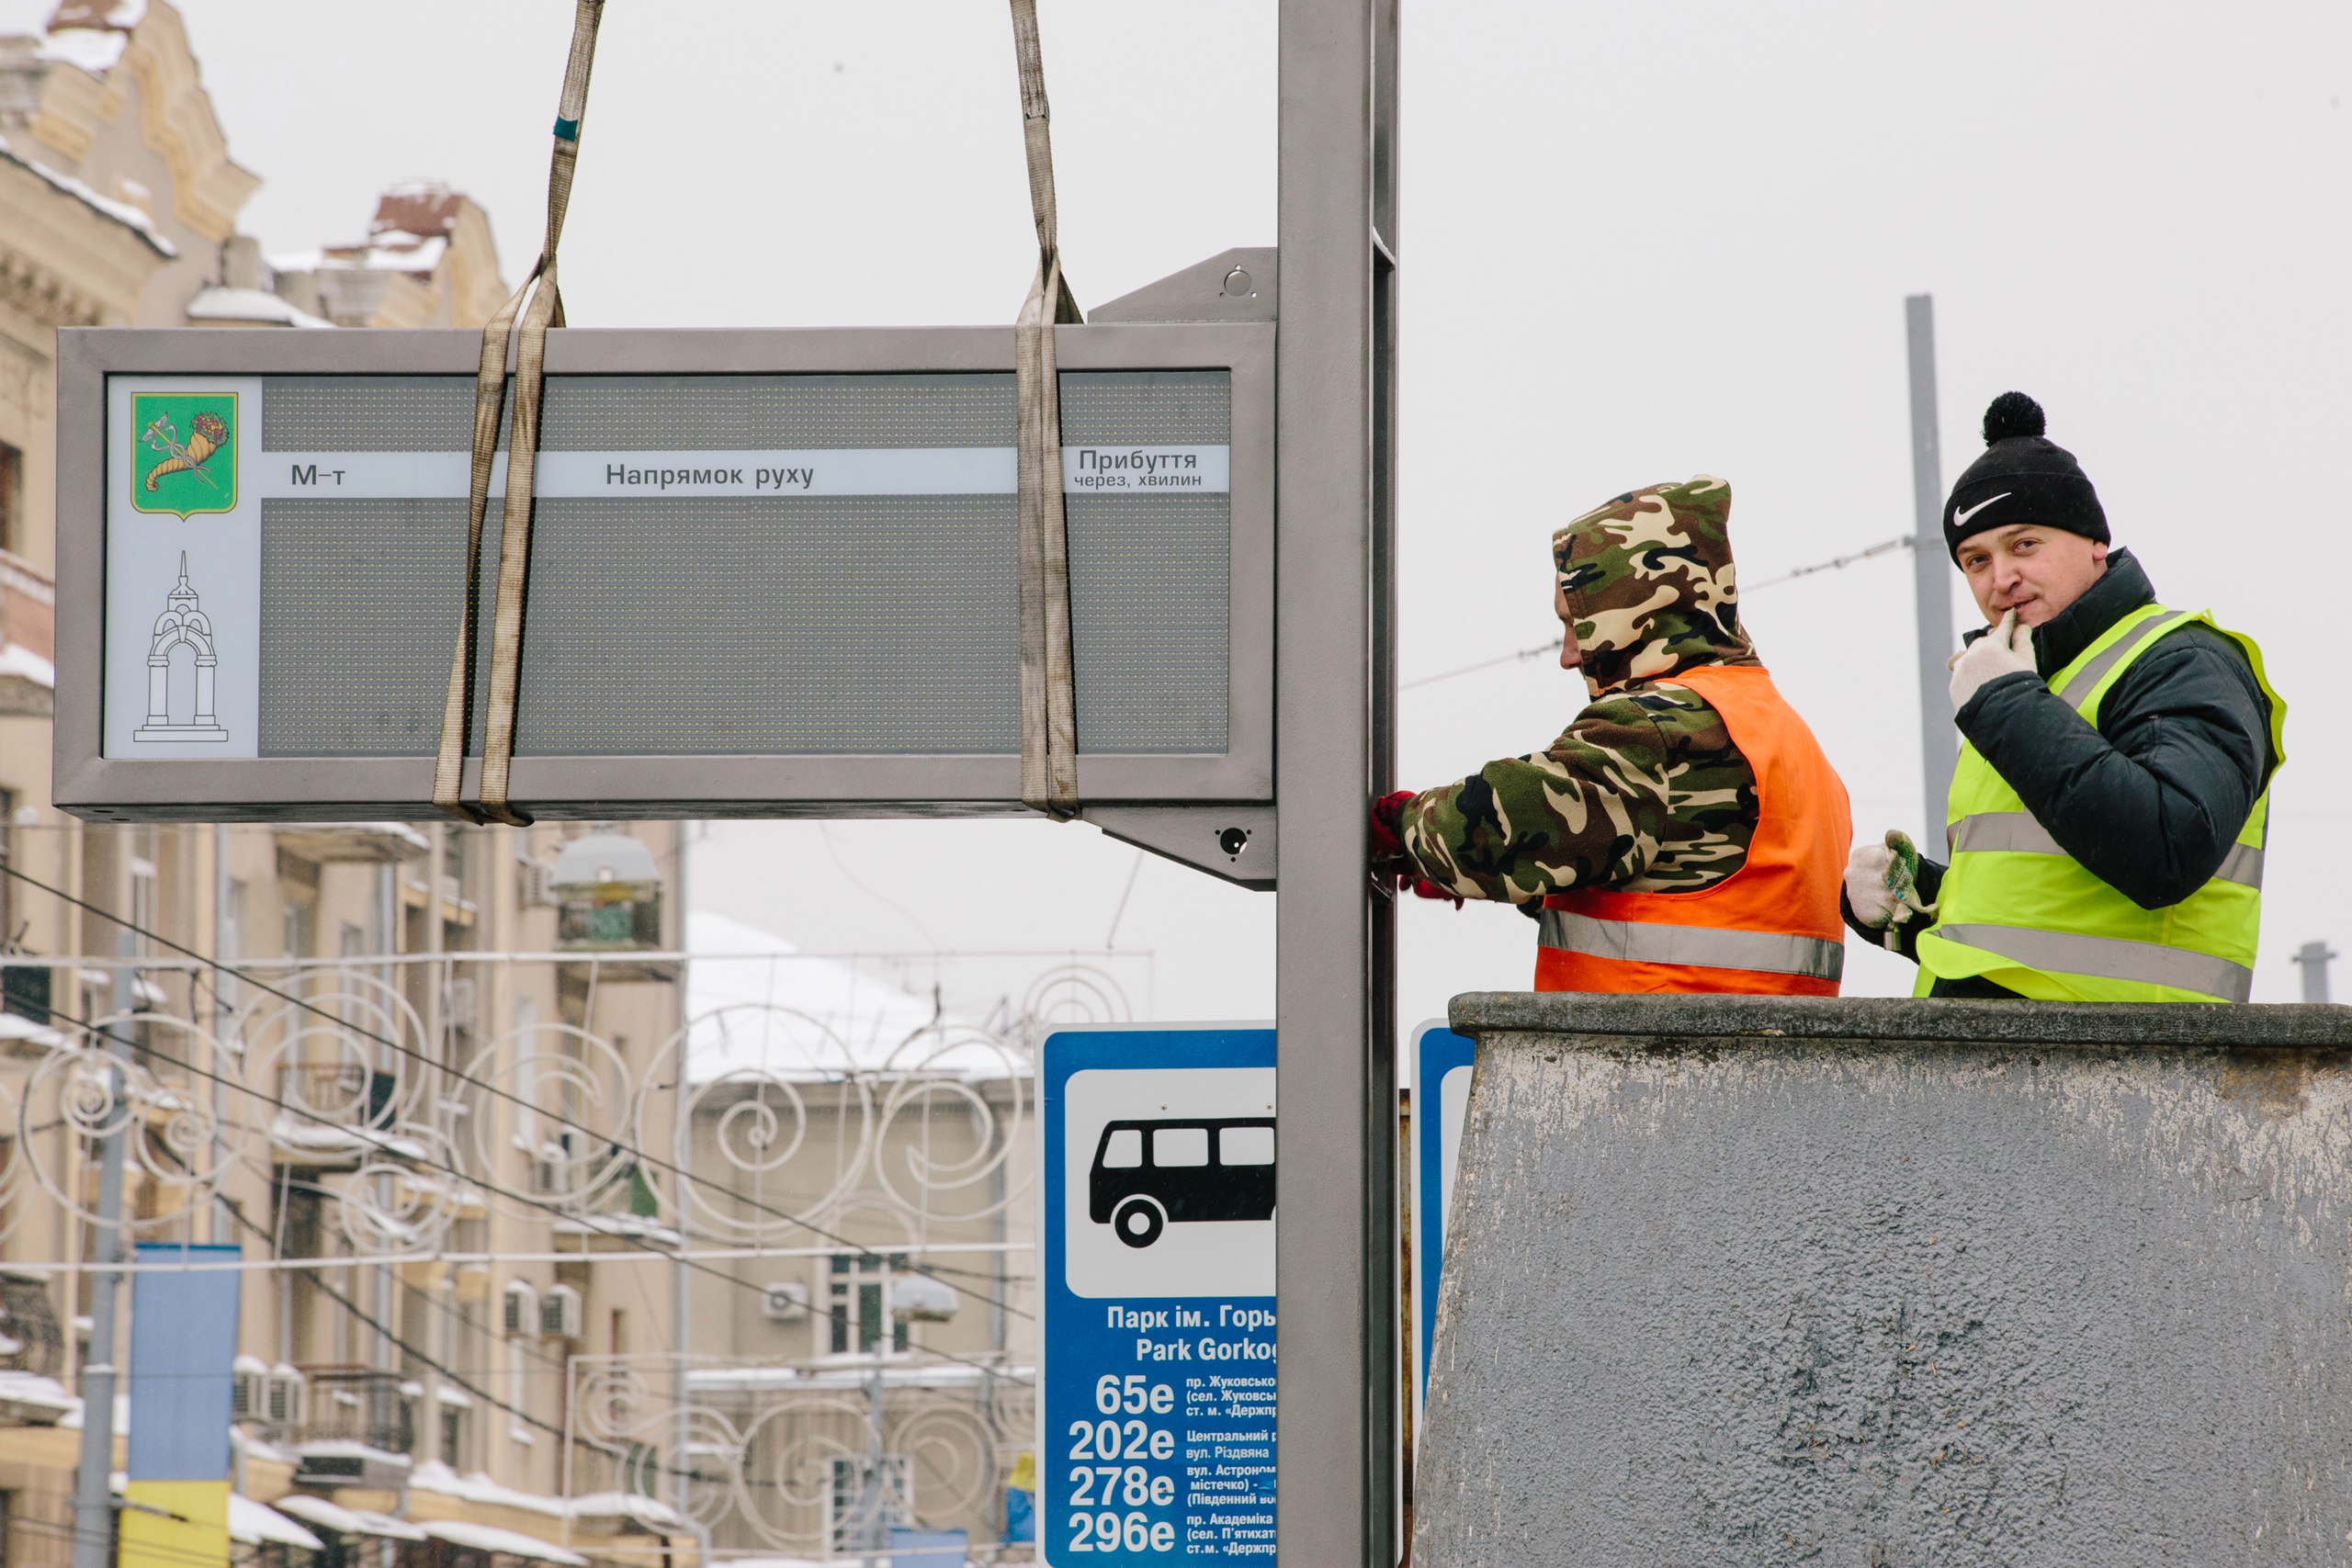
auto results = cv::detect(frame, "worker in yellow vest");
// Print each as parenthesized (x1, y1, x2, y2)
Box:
(1845, 392, 2285, 1001)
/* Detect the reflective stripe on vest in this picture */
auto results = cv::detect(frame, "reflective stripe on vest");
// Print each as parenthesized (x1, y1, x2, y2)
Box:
(2052, 609, 2192, 707)
(1917, 600, 2285, 1005)
(1539, 908, 1846, 982)
(1928, 922, 2255, 1004)
(1947, 811, 2267, 888)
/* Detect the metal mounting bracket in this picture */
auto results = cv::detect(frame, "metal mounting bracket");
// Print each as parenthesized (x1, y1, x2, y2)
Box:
(1090, 806, 1275, 890)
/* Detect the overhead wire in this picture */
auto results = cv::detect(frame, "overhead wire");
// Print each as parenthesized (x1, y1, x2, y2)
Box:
(23, 1004, 1033, 1512)
(0, 861, 1023, 1303)
(27, 994, 1038, 1396)
(1401, 531, 1918, 692)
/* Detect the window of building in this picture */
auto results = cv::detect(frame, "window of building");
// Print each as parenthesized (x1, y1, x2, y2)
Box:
(827, 1454, 911, 1555)
(283, 899, 313, 958)
(0, 789, 17, 948)
(438, 1391, 471, 1470)
(129, 827, 158, 957)
(828, 1252, 910, 1358)
(222, 879, 248, 959)
(503, 1280, 537, 1444)
(0, 439, 21, 557)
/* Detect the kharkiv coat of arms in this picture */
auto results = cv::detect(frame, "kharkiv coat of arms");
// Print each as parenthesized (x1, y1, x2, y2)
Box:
(131, 391, 238, 519)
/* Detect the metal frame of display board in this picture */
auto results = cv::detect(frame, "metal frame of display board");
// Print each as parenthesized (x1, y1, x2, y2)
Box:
(51, 321, 1274, 824)
(49, 0, 1401, 1557)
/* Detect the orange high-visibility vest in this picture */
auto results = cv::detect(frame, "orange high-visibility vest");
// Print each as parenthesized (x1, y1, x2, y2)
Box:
(1535, 663, 1852, 995)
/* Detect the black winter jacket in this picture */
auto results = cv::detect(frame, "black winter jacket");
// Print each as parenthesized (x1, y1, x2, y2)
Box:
(1844, 549, 2278, 998)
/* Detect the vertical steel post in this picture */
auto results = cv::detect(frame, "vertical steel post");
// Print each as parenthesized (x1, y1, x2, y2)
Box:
(70, 931, 137, 1568)
(212, 823, 231, 1244)
(1905, 295, 1955, 842)
(2293, 941, 2337, 1004)
(1277, 0, 1398, 1563)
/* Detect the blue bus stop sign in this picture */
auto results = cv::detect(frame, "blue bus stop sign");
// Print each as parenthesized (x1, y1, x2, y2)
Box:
(1042, 1026, 1278, 1563)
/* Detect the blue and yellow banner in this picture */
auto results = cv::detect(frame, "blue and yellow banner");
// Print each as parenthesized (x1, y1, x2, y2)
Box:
(122, 1243, 241, 1568)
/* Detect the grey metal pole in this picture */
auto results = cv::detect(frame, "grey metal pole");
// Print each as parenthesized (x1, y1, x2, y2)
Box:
(2292, 941, 2337, 1004)
(1906, 295, 1956, 843)
(211, 823, 230, 1244)
(1277, 1, 1397, 1564)
(70, 930, 137, 1568)
(671, 824, 693, 1544)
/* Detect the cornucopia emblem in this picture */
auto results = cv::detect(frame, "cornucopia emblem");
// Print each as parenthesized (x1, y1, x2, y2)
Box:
(130, 391, 238, 519)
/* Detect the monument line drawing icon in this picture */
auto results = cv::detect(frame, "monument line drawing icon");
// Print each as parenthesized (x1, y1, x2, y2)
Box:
(132, 551, 229, 742)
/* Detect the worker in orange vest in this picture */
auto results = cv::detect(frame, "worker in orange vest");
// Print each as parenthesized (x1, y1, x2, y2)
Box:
(1372, 478, 1853, 995)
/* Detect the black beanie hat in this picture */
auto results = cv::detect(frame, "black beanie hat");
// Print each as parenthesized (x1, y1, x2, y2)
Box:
(1942, 391, 2108, 561)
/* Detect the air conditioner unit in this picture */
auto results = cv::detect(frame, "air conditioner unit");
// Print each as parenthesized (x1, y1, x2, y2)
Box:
(760, 1282, 809, 1323)
(231, 1355, 267, 1421)
(503, 1283, 537, 1337)
(266, 1364, 305, 1427)
(530, 1156, 573, 1197)
(518, 860, 559, 908)
(445, 977, 478, 1031)
(540, 1284, 582, 1341)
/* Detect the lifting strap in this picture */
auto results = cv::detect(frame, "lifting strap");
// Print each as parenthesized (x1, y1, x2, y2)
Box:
(1009, 0, 1084, 819)
(432, 0, 605, 826)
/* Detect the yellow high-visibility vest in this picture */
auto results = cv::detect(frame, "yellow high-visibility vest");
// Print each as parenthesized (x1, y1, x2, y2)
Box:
(1915, 603, 2286, 1003)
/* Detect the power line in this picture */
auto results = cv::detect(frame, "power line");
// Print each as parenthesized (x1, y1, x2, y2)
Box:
(29, 995, 1037, 1395)
(1400, 532, 1917, 693)
(0, 862, 1023, 1304)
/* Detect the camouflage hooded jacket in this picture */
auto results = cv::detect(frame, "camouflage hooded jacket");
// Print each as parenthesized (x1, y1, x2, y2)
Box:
(1398, 477, 1763, 903)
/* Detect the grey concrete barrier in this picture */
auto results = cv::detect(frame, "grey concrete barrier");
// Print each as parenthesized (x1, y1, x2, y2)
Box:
(1414, 994, 2352, 1568)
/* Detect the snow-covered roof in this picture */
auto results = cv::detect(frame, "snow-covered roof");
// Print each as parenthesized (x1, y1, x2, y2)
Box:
(0, 1371, 76, 1424)
(0, 1009, 68, 1051)
(271, 1495, 427, 1542)
(410, 1461, 565, 1518)
(0, 642, 53, 691)
(104, 1472, 324, 1551)
(267, 1114, 429, 1161)
(229, 1495, 325, 1552)
(279, 234, 448, 276)
(186, 287, 334, 330)
(418, 1520, 585, 1567)
(0, 133, 175, 255)
(0, 0, 143, 73)
(564, 1492, 686, 1531)
(685, 912, 1024, 1085)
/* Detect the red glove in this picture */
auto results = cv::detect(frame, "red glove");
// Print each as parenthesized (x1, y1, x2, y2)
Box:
(1370, 790, 1415, 864)
(1370, 792, 1465, 908)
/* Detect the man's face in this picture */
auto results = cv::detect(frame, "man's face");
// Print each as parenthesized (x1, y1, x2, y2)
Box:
(1555, 581, 1583, 671)
(1956, 524, 2109, 628)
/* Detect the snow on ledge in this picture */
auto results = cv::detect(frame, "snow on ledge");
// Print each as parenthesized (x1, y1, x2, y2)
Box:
(187, 287, 334, 330)
(0, 133, 175, 255)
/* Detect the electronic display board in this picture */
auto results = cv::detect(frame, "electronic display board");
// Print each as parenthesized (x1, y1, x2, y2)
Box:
(53, 324, 1271, 820)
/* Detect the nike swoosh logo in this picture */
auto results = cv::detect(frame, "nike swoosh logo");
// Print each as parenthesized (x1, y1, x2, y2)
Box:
(1952, 491, 2012, 527)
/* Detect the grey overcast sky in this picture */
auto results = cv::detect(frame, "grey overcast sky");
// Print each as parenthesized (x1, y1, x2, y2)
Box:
(184, 0, 2348, 1028)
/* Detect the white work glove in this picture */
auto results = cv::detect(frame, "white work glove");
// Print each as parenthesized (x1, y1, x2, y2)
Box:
(1947, 609, 2037, 713)
(1844, 829, 1933, 938)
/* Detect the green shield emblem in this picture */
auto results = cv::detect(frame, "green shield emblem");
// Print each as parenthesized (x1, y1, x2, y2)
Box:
(131, 391, 238, 519)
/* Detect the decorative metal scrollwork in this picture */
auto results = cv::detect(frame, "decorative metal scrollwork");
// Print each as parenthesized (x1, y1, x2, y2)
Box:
(19, 1012, 244, 1231)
